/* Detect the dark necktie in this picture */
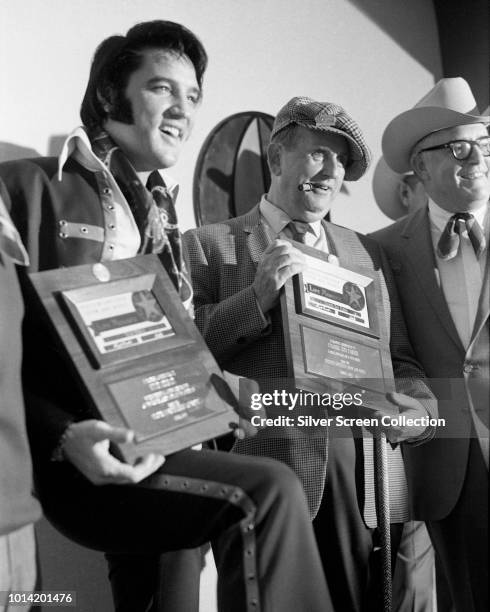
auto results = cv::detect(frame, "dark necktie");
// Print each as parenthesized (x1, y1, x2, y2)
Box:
(146, 178, 186, 294)
(288, 221, 310, 243)
(437, 212, 486, 260)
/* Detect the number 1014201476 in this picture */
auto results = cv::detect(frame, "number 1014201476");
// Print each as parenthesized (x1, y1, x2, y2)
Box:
(0, 591, 76, 607)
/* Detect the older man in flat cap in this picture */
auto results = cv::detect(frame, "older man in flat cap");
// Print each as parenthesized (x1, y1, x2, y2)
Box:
(185, 97, 436, 612)
(373, 77, 489, 612)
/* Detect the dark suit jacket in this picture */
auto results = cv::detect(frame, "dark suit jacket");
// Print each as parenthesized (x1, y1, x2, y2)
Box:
(372, 206, 489, 520)
(184, 204, 435, 520)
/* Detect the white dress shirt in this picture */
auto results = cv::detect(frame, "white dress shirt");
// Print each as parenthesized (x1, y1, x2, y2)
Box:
(428, 199, 489, 349)
(429, 198, 489, 464)
(259, 195, 330, 252)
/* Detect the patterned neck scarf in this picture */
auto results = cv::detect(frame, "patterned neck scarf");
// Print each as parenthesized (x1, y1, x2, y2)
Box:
(437, 211, 486, 260)
(90, 130, 192, 306)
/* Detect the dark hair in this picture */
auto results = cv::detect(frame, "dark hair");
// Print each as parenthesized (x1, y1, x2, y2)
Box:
(80, 20, 208, 131)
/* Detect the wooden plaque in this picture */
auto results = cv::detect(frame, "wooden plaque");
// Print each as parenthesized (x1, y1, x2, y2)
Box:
(28, 255, 240, 462)
(280, 242, 398, 417)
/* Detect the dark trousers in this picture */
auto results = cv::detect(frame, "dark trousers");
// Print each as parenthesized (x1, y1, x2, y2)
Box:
(106, 548, 204, 612)
(426, 439, 488, 612)
(36, 448, 332, 612)
(313, 435, 403, 612)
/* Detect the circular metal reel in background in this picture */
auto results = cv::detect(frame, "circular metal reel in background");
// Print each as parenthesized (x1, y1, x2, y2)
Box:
(193, 112, 274, 226)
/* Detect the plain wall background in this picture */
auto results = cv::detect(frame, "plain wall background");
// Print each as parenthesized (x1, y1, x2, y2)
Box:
(0, 0, 442, 233)
(1, 1, 444, 610)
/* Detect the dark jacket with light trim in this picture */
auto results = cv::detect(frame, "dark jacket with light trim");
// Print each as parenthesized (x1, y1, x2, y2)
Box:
(0, 157, 125, 463)
(0, 157, 112, 270)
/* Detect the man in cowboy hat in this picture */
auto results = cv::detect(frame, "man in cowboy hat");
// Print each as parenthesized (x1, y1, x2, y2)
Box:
(185, 96, 436, 612)
(372, 77, 489, 612)
(372, 158, 456, 612)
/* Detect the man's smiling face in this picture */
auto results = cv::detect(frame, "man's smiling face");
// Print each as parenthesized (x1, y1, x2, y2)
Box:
(414, 123, 490, 213)
(272, 126, 349, 222)
(104, 48, 201, 171)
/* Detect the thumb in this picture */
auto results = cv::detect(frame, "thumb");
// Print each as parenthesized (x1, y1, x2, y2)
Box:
(385, 391, 404, 406)
(88, 420, 134, 444)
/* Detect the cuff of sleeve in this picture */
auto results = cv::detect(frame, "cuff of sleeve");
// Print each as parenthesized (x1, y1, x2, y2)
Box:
(252, 287, 269, 327)
(50, 421, 75, 462)
(404, 405, 437, 446)
(233, 286, 272, 340)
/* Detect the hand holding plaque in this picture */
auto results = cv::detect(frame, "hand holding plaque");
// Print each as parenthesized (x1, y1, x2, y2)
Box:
(280, 241, 398, 420)
(60, 419, 166, 485)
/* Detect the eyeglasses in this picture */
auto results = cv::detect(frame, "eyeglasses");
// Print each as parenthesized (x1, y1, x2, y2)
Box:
(418, 136, 490, 161)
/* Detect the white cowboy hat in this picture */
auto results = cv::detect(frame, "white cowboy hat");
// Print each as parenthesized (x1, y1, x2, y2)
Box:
(382, 77, 490, 174)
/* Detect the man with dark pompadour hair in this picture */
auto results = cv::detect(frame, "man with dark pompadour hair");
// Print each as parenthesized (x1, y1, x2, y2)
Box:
(0, 21, 332, 612)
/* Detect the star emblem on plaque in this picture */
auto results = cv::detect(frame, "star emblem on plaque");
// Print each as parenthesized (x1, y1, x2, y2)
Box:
(133, 289, 164, 322)
(342, 282, 365, 311)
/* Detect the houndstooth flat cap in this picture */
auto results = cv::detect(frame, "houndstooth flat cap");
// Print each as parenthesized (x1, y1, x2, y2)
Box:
(271, 96, 372, 180)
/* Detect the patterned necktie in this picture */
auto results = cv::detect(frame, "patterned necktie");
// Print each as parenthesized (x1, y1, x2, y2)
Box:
(288, 221, 310, 243)
(437, 212, 486, 260)
(146, 174, 187, 297)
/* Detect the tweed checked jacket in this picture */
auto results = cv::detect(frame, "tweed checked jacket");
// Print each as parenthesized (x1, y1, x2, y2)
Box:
(373, 206, 489, 520)
(184, 204, 435, 522)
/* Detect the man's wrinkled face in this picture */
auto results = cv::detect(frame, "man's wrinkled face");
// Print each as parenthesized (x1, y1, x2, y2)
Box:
(104, 49, 201, 171)
(274, 126, 348, 222)
(414, 123, 490, 213)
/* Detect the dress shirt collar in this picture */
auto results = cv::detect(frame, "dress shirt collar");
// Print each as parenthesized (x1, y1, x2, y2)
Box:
(57, 126, 179, 198)
(428, 198, 488, 232)
(259, 194, 322, 238)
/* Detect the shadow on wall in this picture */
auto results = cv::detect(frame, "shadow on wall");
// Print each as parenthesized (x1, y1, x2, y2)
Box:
(0, 134, 68, 162)
(48, 135, 68, 157)
(347, 0, 442, 77)
(0, 142, 40, 162)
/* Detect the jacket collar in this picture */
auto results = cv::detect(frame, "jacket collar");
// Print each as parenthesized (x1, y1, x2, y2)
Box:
(57, 127, 179, 199)
(399, 207, 465, 352)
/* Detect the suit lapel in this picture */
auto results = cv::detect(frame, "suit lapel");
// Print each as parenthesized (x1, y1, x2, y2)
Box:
(242, 204, 275, 263)
(322, 221, 351, 264)
(401, 208, 464, 352)
(469, 255, 489, 347)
